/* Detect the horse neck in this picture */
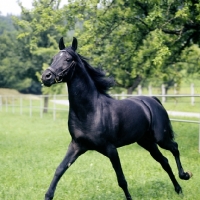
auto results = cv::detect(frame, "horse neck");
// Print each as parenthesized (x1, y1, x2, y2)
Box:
(67, 66, 98, 115)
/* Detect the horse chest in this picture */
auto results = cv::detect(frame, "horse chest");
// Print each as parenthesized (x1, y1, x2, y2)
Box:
(72, 131, 103, 149)
(68, 122, 105, 149)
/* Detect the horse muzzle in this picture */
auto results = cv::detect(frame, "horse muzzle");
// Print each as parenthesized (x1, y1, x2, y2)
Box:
(41, 69, 56, 87)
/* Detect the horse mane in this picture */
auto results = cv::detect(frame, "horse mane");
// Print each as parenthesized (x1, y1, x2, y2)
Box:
(66, 48, 114, 97)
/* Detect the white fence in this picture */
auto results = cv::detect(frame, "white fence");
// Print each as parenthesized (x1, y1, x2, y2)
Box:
(0, 94, 200, 152)
(0, 94, 69, 120)
(125, 83, 198, 105)
(0, 94, 200, 117)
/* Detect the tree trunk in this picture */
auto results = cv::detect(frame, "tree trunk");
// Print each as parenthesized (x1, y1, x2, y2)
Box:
(127, 75, 142, 94)
(43, 96, 49, 113)
(127, 87, 133, 94)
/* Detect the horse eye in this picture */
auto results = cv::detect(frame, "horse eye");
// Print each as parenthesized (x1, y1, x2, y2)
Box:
(66, 58, 71, 62)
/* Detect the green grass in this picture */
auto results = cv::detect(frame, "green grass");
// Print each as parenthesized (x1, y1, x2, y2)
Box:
(0, 111, 200, 200)
(163, 101, 200, 113)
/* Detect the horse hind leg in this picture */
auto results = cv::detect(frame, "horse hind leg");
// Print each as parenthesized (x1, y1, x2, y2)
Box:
(137, 140, 182, 194)
(158, 139, 192, 181)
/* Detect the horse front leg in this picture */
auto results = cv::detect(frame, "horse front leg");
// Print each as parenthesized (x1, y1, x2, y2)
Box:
(100, 144, 132, 200)
(45, 141, 86, 200)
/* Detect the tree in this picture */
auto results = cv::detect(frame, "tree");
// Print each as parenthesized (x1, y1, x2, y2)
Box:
(0, 16, 33, 91)
(13, 0, 65, 95)
(13, 0, 68, 111)
(7, 0, 200, 95)
(61, 0, 200, 93)
(0, 15, 15, 34)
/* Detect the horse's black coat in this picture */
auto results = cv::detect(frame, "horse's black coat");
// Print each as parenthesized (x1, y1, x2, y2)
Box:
(41, 37, 192, 200)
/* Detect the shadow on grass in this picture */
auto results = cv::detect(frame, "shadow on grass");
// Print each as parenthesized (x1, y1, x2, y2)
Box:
(55, 180, 185, 200)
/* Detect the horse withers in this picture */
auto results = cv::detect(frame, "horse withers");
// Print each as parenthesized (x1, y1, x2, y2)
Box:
(41, 37, 192, 200)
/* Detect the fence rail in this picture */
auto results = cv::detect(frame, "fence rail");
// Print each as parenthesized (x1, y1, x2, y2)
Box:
(1, 94, 200, 117)
(0, 94, 200, 152)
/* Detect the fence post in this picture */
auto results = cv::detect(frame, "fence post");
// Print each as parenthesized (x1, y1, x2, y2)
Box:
(40, 96, 43, 118)
(191, 83, 195, 105)
(174, 84, 177, 94)
(0, 95, 2, 111)
(148, 85, 152, 96)
(12, 96, 15, 113)
(138, 85, 142, 95)
(173, 84, 178, 104)
(29, 96, 32, 117)
(53, 95, 56, 120)
(121, 92, 125, 100)
(20, 96, 23, 115)
(161, 84, 166, 103)
(5, 96, 8, 112)
(199, 116, 200, 153)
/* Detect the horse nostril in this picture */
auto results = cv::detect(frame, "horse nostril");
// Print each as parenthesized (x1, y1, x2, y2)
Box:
(46, 72, 52, 79)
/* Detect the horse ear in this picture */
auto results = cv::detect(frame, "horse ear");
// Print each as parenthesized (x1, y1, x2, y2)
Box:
(71, 37, 78, 51)
(59, 37, 65, 50)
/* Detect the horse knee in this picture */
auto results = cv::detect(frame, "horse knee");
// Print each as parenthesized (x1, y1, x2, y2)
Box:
(153, 154, 171, 172)
(170, 142, 180, 157)
(55, 165, 67, 177)
(163, 160, 173, 173)
(118, 177, 128, 189)
(159, 157, 170, 169)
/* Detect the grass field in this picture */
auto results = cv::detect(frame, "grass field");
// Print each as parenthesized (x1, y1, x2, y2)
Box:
(0, 111, 200, 200)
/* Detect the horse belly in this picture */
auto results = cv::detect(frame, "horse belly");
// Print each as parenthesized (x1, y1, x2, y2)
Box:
(118, 120, 149, 147)
(114, 103, 151, 147)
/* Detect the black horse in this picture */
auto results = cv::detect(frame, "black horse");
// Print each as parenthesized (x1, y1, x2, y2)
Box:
(41, 37, 192, 200)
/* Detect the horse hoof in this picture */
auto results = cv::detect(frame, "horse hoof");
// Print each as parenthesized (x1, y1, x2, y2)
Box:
(187, 171, 193, 178)
(175, 185, 182, 194)
(45, 194, 53, 200)
(179, 171, 193, 180)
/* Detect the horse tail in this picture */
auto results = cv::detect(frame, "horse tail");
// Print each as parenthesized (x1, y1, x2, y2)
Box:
(152, 96, 175, 140)
(166, 119, 175, 140)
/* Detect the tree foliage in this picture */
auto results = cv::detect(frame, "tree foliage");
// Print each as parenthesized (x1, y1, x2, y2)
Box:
(13, 0, 65, 94)
(0, 16, 33, 91)
(61, 0, 200, 93)
(0, 0, 200, 94)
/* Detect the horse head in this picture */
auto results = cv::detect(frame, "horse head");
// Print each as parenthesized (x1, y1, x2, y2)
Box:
(41, 37, 77, 87)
